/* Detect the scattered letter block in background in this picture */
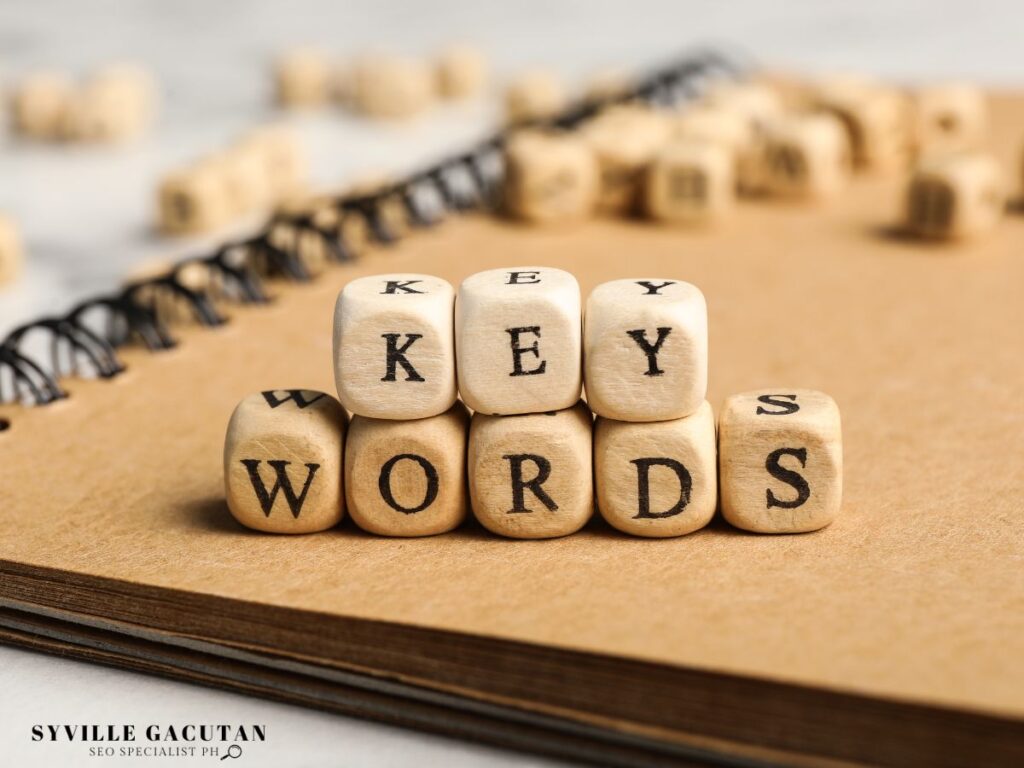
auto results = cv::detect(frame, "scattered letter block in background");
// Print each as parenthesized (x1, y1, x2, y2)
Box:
(762, 114, 852, 200)
(904, 153, 1005, 239)
(719, 389, 842, 534)
(812, 77, 911, 172)
(503, 131, 598, 224)
(352, 54, 435, 120)
(913, 83, 988, 156)
(469, 402, 593, 539)
(435, 45, 488, 100)
(645, 141, 735, 225)
(334, 274, 457, 420)
(224, 390, 347, 534)
(9, 72, 72, 140)
(584, 278, 708, 422)
(456, 267, 582, 416)
(0, 214, 23, 286)
(157, 165, 230, 235)
(504, 70, 566, 123)
(595, 401, 717, 538)
(345, 403, 469, 536)
(274, 49, 332, 108)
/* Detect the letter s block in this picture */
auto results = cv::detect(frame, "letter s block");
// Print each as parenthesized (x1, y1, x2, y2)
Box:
(718, 390, 842, 534)
(456, 267, 582, 416)
(584, 278, 708, 421)
(468, 402, 592, 539)
(595, 401, 717, 537)
(334, 274, 457, 420)
(345, 403, 469, 536)
(224, 390, 346, 533)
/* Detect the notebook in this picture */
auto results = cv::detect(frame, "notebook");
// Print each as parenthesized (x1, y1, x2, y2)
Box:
(2, 61, 1023, 765)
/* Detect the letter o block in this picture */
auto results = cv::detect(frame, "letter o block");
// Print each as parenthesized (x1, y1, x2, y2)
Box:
(904, 154, 1005, 240)
(719, 390, 842, 534)
(334, 274, 457, 420)
(584, 278, 708, 421)
(345, 403, 468, 536)
(595, 402, 717, 537)
(468, 403, 593, 539)
(224, 390, 346, 534)
(456, 267, 582, 416)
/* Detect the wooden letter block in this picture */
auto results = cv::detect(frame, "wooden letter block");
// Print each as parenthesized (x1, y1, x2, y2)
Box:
(904, 153, 1005, 239)
(702, 81, 783, 126)
(345, 403, 469, 536)
(274, 49, 331, 108)
(352, 55, 435, 120)
(762, 114, 852, 200)
(719, 389, 842, 534)
(235, 127, 308, 202)
(914, 83, 987, 155)
(813, 77, 910, 172)
(456, 266, 582, 416)
(209, 147, 272, 216)
(584, 278, 708, 421)
(61, 65, 157, 143)
(224, 390, 346, 533)
(503, 131, 598, 225)
(436, 45, 488, 100)
(0, 214, 23, 286)
(594, 401, 716, 537)
(645, 141, 735, 224)
(157, 165, 230, 235)
(504, 71, 566, 123)
(468, 402, 593, 539)
(673, 106, 764, 194)
(334, 273, 456, 420)
(10, 72, 72, 140)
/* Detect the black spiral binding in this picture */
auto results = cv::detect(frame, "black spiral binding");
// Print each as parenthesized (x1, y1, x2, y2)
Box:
(0, 48, 744, 429)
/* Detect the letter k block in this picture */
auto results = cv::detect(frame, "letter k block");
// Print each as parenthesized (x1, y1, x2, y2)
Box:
(334, 274, 457, 419)
(584, 279, 708, 421)
(456, 266, 582, 416)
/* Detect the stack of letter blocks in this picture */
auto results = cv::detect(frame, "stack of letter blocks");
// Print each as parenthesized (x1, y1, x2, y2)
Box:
(225, 268, 843, 539)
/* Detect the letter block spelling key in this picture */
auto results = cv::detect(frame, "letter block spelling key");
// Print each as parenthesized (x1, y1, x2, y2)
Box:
(334, 274, 457, 420)
(719, 390, 842, 534)
(456, 267, 582, 416)
(595, 401, 716, 537)
(345, 403, 469, 536)
(469, 402, 593, 539)
(584, 279, 708, 422)
(224, 390, 347, 533)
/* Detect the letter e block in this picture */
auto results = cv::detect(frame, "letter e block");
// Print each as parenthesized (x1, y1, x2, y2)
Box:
(224, 390, 346, 533)
(595, 402, 716, 537)
(456, 267, 582, 416)
(719, 390, 842, 534)
(584, 278, 707, 421)
(469, 403, 592, 539)
(904, 153, 1005, 240)
(334, 274, 456, 420)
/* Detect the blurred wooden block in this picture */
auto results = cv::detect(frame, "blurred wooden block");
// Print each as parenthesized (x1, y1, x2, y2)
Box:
(813, 77, 911, 172)
(468, 402, 593, 539)
(0, 214, 24, 286)
(157, 165, 230, 235)
(224, 390, 347, 534)
(503, 131, 598, 224)
(274, 49, 332, 108)
(584, 278, 708, 421)
(76, 64, 157, 142)
(914, 83, 988, 155)
(210, 146, 272, 216)
(645, 140, 735, 225)
(235, 126, 308, 201)
(762, 114, 852, 200)
(345, 403, 469, 536)
(703, 81, 783, 126)
(9, 72, 72, 140)
(582, 106, 673, 214)
(673, 105, 761, 191)
(353, 55, 435, 120)
(904, 153, 1005, 239)
(504, 71, 566, 123)
(334, 273, 457, 420)
(456, 266, 582, 416)
(436, 45, 488, 100)
(594, 401, 716, 537)
(719, 389, 842, 534)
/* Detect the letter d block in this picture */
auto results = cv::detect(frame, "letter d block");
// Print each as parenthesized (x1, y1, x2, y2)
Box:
(334, 274, 457, 420)
(457, 267, 582, 416)
(469, 402, 593, 539)
(345, 403, 469, 536)
(224, 390, 346, 533)
(595, 401, 717, 537)
(719, 390, 842, 534)
(584, 279, 708, 421)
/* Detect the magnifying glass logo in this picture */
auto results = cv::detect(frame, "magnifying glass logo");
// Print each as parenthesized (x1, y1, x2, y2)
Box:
(220, 744, 243, 760)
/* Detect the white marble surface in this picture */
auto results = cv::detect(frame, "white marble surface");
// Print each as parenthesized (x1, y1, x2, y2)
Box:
(1, 1, 1022, 765)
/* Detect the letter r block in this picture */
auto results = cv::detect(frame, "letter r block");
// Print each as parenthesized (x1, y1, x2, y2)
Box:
(456, 267, 582, 416)
(584, 278, 708, 421)
(468, 402, 592, 538)
(718, 389, 842, 534)
(224, 390, 347, 533)
(334, 273, 457, 419)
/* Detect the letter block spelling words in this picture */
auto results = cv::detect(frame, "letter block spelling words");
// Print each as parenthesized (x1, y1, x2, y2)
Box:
(456, 267, 582, 416)
(718, 390, 842, 533)
(468, 402, 593, 539)
(345, 403, 469, 536)
(334, 274, 457, 420)
(224, 390, 347, 533)
(595, 401, 717, 537)
(584, 278, 708, 421)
